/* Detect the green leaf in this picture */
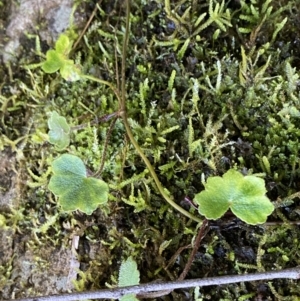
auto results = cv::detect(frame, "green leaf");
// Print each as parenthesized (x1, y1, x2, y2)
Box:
(194, 169, 274, 225)
(118, 257, 140, 287)
(41, 50, 64, 73)
(48, 154, 109, 214)
(48, 111, 70, 150)
(118, 257, 140, 301)
(55, 34, 72, 55)
(40, 34, 80, 81)
(60, 60, 81, 82)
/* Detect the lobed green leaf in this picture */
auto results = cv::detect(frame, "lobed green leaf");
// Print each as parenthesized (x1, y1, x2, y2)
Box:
(42, 50, 64, 73)
(48, 154, 109, 215)
(55, 34, 73, 55)
(194, 169, 274, 225)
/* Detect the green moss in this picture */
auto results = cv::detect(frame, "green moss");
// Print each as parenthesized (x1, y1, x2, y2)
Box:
(1, 0, 300, 299)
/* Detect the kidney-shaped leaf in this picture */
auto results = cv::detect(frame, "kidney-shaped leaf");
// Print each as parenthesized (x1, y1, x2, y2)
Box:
(42, 50, 64, 73)
(48, 154, 109, 215)
(55, 34, 72, 55)
(194, 169, 274, 225)
(48, 111, 70, 150)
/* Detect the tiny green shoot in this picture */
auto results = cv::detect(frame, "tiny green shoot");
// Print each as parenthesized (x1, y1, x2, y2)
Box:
(41, 34, 81, 81)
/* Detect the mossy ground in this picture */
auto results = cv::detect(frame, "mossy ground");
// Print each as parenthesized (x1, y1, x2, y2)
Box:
(1, 0, 300, 300)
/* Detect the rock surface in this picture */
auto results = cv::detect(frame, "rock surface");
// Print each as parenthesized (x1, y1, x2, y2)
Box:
(2, 0, 85, 62)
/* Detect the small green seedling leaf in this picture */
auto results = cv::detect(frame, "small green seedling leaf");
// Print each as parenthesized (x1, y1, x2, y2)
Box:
(118, 256, 140, 287)
(118, 257, 140, 301)
(48, 154, 109, 214)
(194, 169, 274, 225)
(60, 60, 81, 82)
(48, 111, 70, 150)
(55, 33, 73, 55)
(42, 50, 64, 73)
(41, 33, 81, 81)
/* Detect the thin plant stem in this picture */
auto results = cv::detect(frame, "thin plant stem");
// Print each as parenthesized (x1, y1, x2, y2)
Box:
(139, 219, 209, 298)
(81, 75, 201, 221)
(121, 113, 202, 222)
(72, 0, 103, 51)
(82, 1, 201, 223)
(81, 74, 122, 104)
(8, 267, 300, 301)
(118, 0, 202, 223)
(178, 219, 209, 280)
(120, 0, 130, 113)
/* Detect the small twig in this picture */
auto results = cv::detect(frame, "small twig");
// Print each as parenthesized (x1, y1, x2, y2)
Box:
(7, 267, 300, 301)
(71, 112, 119, 131)
(72, 0, 103, 51)
(138, 220, 209, 298)
(166, 244, 191, 270)
(178, 219, 209, 280)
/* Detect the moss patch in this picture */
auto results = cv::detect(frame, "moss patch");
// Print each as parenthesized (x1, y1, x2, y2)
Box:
(1, 0, 300, 300)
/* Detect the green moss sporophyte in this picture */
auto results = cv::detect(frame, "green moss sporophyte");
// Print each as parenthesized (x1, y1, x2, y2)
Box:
(193, 169, 274, 225)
